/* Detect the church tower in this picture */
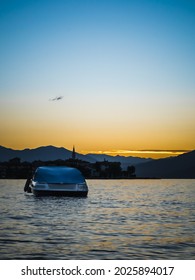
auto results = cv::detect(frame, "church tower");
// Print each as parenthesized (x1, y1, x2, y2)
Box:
(72, 145, 76, 160)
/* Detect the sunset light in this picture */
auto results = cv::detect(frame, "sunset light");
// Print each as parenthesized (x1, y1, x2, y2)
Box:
(0, 0, 194, 158)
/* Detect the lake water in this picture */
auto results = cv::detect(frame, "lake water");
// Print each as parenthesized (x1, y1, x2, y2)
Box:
(0, 179, 195, 259)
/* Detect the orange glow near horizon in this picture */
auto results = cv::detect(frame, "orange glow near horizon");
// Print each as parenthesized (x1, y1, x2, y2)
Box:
(0, 1, 195, 159)
(81, 150, 190, 159)
(0, 133, 191, 160)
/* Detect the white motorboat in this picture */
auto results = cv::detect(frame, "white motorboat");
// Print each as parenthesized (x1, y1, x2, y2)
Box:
(25, 166, 88, 196)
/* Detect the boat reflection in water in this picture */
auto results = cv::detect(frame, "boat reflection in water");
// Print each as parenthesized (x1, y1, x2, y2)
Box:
(25, 166, 88, 197)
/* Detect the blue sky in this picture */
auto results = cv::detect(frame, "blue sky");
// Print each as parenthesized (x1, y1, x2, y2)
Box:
(0, 0, 195, 157)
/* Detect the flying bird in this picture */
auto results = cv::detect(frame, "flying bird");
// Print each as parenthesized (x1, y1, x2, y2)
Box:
(49, 96, 64, 101)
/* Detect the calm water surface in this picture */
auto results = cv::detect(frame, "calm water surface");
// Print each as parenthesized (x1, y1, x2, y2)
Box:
(0, 179, 195, 259)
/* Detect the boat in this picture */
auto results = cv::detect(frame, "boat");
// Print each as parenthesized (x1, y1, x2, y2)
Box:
(25, 166, 88, 196)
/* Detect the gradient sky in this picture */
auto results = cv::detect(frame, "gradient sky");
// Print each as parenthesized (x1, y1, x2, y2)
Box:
(0, 0, 195, 158)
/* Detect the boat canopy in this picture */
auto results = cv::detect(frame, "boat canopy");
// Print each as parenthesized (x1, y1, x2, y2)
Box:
(34, 166, 85, 184)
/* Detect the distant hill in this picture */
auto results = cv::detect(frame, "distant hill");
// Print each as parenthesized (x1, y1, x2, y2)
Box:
(0, 145, 94, 163)
(2, 146, 193, 177)
(136, 150, 195, 178)
(87, 153, 152, 169)
(0, 145, 151, 169)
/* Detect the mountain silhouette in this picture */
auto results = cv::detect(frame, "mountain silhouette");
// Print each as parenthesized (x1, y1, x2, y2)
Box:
(87, 153, 151, 169)
(0, 145, 150, 167)
(1, 146, 194, 178)
(136, 150, 195, 178)
(0, 145, 94, 162)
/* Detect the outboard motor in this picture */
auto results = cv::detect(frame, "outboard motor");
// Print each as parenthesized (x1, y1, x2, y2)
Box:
(24, 177, 32, 193)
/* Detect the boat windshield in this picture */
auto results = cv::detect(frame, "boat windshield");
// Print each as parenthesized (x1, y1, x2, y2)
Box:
(34, 167, 85, 184)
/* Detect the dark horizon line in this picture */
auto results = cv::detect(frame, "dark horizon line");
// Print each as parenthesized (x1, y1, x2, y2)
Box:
(0, 144, 193, 152)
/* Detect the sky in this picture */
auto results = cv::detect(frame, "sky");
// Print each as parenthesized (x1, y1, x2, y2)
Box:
(0, 0, 195, 158)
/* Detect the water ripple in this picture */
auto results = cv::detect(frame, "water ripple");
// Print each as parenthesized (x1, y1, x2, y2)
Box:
(0, 179, 195, 259)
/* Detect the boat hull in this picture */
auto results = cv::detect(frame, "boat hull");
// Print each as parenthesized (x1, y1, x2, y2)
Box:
(25, 166, 89, 197)
(32, 189, 88, 197)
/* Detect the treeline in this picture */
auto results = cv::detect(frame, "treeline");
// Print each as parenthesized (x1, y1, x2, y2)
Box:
(0, 157, 136, 179)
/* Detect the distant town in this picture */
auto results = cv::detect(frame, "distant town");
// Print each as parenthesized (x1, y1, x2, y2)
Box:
(0, 147, 136, 179)
(0, 145, 194, 179)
